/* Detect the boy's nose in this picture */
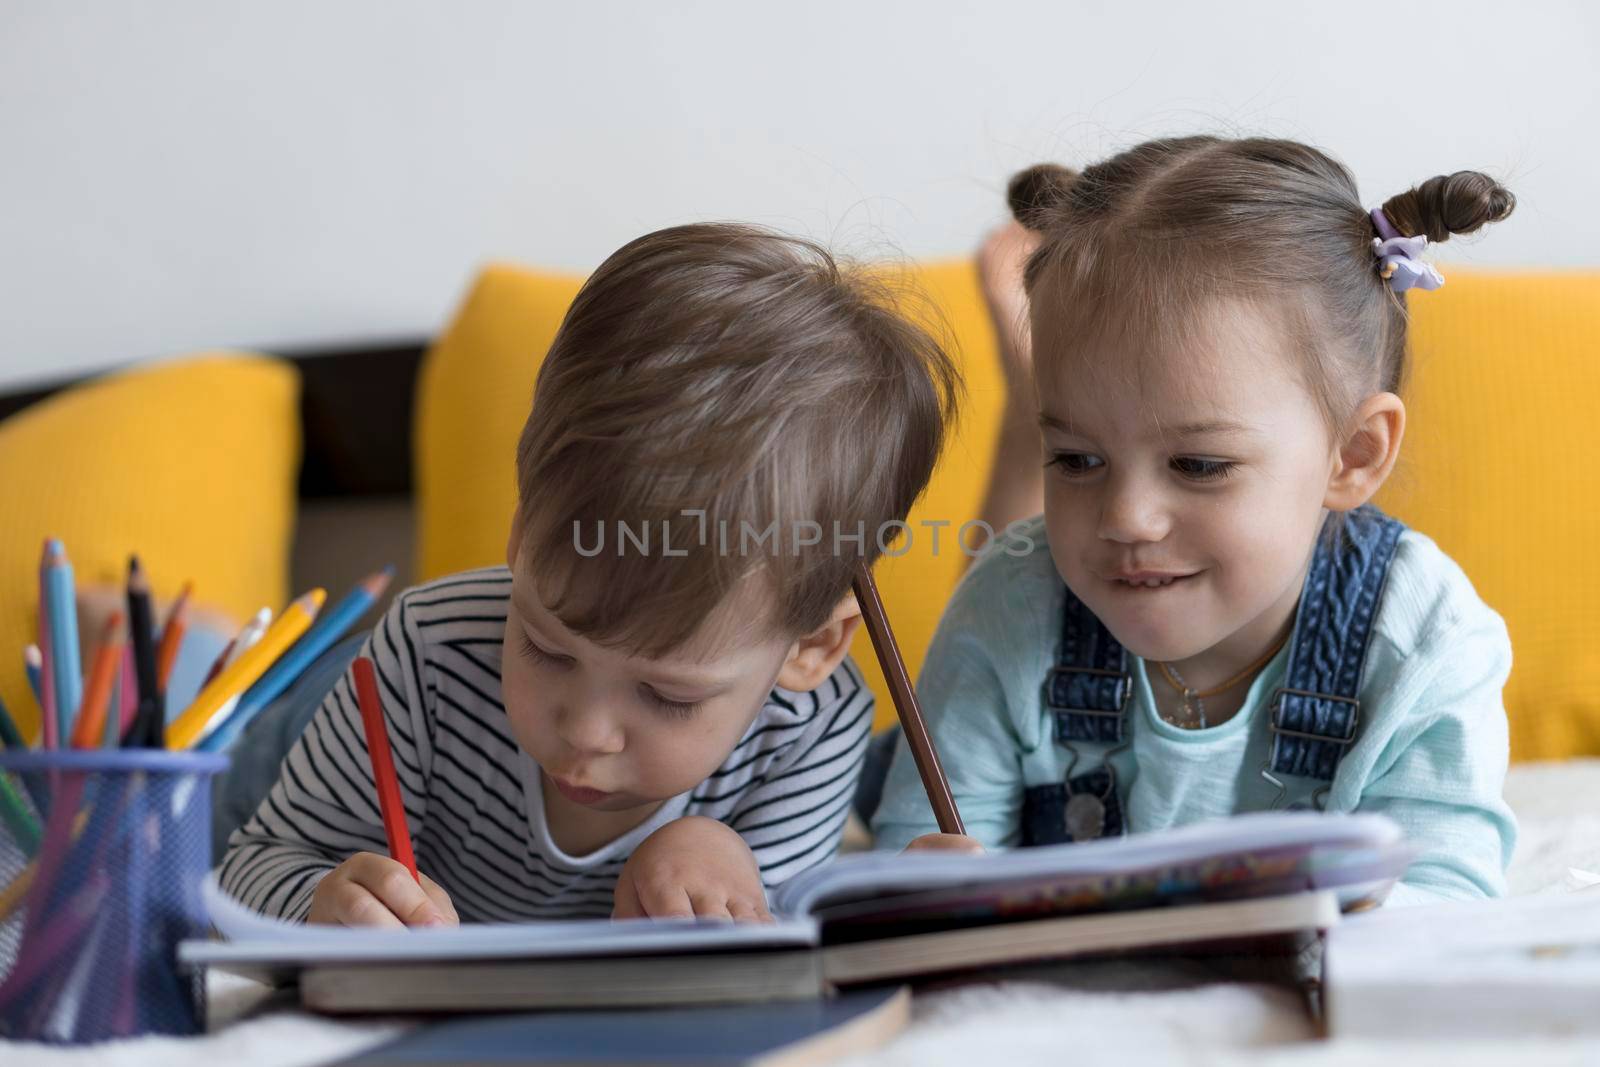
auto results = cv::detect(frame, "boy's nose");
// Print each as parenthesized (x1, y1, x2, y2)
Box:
(1096, 475, 1171, 544)
(556, 705, 626, 756)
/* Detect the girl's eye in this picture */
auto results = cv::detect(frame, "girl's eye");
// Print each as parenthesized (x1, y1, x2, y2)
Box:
(1171, 457, 1237, 481)
(639, 686, 701, 720)
(518, 632, 574, 668)
(1046, 452, 1104, 476)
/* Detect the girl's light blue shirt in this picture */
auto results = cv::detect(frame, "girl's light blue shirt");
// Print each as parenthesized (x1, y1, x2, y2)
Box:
(871, 515, 1517, 906)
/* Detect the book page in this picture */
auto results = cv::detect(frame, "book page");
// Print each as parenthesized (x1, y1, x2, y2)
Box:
(186, 875, 819, 965)
(773, 811, 1405, 917)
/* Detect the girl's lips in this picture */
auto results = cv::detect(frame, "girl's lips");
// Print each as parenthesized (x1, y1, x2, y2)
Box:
(1106, 571, 1199, 590)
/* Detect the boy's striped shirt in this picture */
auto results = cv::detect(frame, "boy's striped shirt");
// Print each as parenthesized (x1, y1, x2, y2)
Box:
(218, 567, 874, 921)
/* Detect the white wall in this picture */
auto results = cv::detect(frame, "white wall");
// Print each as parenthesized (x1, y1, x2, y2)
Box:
(2, 0, 1595, 390)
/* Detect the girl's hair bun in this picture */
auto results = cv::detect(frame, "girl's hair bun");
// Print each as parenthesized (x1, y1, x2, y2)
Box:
(1007, 163, 1080, 232)
(1381, 170, 1516, 244)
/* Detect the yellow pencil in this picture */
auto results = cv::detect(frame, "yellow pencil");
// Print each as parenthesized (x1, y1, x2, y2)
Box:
(166, 589, 326, 750)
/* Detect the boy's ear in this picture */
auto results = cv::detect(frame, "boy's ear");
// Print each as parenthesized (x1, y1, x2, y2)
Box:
(1323, 392, 1405, 513)
(774, 594, 862, 693)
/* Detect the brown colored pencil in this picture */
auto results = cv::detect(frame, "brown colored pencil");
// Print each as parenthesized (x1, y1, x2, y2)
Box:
(156, 581, 193, 691)
(850, 560, 965, 836)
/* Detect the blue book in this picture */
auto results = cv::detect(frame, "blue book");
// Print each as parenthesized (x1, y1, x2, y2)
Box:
(336, 986, 910, 1067)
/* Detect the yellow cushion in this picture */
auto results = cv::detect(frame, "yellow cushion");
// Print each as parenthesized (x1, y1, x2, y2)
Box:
(0, 353, 300, 742)
(1376, 271, 1600, 762)
(415, 265, 586, 583)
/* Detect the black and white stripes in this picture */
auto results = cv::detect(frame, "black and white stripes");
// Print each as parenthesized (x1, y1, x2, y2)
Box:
(218, 567, 874, 922)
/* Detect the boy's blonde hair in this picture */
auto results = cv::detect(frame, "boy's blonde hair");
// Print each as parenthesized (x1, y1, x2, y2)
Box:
(515, 223, 960, 656)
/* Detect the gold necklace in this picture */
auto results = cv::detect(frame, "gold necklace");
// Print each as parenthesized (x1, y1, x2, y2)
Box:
(1156, 632, 1290, 729)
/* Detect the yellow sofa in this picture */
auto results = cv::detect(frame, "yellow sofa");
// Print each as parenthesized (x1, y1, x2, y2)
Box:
(416, 262, 1600, 764)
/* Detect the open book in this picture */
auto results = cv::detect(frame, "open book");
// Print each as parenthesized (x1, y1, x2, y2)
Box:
(182, 811, 1411, 1012)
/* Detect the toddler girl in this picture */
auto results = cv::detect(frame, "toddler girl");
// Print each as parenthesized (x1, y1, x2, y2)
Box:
(870, 136, 1517, 906)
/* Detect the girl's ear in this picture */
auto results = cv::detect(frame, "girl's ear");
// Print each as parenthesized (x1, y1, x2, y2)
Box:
(774, 594, 863, 693)
(1324, 393, 1406, 512)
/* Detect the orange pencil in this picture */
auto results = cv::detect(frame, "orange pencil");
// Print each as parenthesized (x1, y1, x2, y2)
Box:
(156, 581, 193, 691)
(70, 612, 124, 750)
(351, 656, 417, 882)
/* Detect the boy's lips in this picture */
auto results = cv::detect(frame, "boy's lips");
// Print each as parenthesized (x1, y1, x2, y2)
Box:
(549, 775, 613, 805)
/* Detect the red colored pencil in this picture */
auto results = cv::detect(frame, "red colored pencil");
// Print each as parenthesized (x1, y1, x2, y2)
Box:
(350, 657, 417, 882)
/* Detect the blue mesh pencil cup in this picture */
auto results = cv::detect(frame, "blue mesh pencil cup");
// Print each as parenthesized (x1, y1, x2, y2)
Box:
(0, 748, 228, 1044)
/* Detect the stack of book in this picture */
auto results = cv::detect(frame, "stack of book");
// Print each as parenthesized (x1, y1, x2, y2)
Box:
(183, 810, 1411, 1013)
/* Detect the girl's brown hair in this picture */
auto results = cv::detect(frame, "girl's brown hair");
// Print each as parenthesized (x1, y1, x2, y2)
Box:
(514, 223, 960, 657)
(1009, 136, 1515, 431)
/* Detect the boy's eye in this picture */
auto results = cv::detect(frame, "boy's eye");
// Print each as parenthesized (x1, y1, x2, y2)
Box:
(1171, 457, 1237, 481)
(518, 632, 575, 668)
(1046, 451, 1104, 476)
(639, 685, 702, 720)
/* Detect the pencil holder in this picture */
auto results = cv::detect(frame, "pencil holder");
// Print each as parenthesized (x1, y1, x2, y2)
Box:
(0, 749, 228, 1044)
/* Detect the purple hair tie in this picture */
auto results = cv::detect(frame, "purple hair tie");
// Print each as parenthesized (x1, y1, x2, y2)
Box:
(1370, 207, 1444, 292)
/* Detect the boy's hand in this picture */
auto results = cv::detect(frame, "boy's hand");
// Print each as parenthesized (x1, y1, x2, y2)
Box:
(307, 851, 459, 928)
(613, 816, 773, 923)
(904, 832, 985, 854)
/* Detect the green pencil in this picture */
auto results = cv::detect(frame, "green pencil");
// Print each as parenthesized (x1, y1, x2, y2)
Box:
(0, 773, 41, 854)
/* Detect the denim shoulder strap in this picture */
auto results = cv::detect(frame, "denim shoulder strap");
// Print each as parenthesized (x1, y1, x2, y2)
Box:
(1021, 585, 1132, 846)
(1265, 505, 1406, 789)
(1042, 583, 1132, 742)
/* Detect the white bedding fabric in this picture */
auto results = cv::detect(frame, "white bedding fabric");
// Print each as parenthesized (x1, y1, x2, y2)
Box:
(7, 759, 1600, 1067)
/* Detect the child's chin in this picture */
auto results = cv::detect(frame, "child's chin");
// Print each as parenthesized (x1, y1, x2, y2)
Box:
(1093, 610, 1207, 665)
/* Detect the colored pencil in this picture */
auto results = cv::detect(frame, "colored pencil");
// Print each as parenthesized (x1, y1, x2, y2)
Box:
(194, 608, 272, 738)
(70, 612, 124, 750)
(351, 656, 417, 881)
(23, 644, 43, 709)
(0, 861, 35, 922)
(41, 540, 83, 744)
(0, 804, 94, 923)
(165, 589, 325, 750)
(0, 774, 41, 854)
(197, 567, 394, 754)
(0, 873, 107, 1014)
(199, 636, 237, 689)
(851, 560, 965, 836)
(155, 581, 193, 692)
(0, 690, 24, 752)
(202, 607, 271, 689)
(36, 570, 57, 750)
(0, 684, 49, 815)
(116, 643, 138, 745)
(125, 557, 162, 747)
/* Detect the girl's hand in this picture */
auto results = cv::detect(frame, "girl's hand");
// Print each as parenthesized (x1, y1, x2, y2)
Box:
(307, 851, 459, 928)
(903, 832, 985, 854)
(613, 816, 773, 923)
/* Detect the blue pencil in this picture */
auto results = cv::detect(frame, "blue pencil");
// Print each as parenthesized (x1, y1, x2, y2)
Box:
(42, 540, 82, 743)
(195, 566, 394, 753)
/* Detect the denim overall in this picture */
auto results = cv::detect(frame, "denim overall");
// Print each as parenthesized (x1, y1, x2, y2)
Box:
(1020, 504, 1404, 845)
